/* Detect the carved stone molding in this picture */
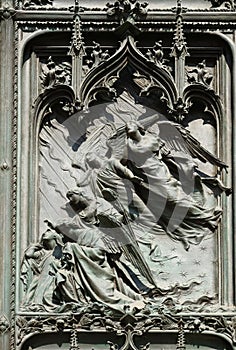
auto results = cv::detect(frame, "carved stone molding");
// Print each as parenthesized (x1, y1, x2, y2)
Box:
(15, 310, 236, 348)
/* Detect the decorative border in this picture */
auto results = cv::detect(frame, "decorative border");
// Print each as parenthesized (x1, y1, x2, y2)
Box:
(16, 20, 236, 34)
(7, 3, 236, 349)
(15, 311, 236, 349)
(10, 19, 19, 350)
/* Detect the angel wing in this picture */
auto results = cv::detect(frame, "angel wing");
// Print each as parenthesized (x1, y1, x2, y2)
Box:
(99, 189, 157, 289)
(106, 125, 128, 160)
(156, 120, 228, 170)
(98, 214, 157, 289)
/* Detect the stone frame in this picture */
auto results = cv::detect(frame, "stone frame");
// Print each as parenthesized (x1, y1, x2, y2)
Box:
(1, 1, 236, 349)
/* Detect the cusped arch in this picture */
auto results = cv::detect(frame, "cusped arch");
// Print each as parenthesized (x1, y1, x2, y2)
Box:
(33, 85, 75, 135)
(184, 84, 224, 126)
(80, 35, 178, 108)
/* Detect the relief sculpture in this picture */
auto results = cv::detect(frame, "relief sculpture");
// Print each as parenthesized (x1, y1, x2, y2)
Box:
(21, 100, 230, 315)
(17, 2, 233, 348)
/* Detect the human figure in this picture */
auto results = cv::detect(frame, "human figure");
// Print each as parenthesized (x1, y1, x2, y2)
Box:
(54, 189, 153, 311)
(125, 121, 222, 250)
(21, 229, 63, 310)
(84, 152, 165, 246)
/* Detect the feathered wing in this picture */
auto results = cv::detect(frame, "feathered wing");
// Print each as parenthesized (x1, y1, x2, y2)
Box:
(97, 211, 157, 288)
(106, 125, 128, 160)
(97, 194, 157, 288)
(156, 120, 227, 170)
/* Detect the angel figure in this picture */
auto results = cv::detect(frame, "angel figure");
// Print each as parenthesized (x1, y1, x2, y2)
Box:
(72, 115, 228, 252)
(71, 121, 166, 241)
(124, 120, 223, 250)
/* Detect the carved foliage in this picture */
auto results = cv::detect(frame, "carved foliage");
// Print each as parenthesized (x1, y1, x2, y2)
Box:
(83, 42, 111, 72)
(186, 60, 214, 89)
(40, 57, 72, 91)
(23, 0, 53, 8)
(106, 0, 148, 24)
(16, 310, 236, 348)
(145, 40, 172, 74)
(207, 0, 236, 9)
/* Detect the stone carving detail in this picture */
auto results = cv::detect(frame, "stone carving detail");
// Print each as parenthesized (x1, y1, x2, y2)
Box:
(171, 0, 188, 59)
(19, 17, 232, 328)
(0, 314, 10, 334)
(145, 41, 171, 73)
(106, 0, 149, 24)
(22, 0, 53, 8)
(15, 310, 236, 347)
(16, 5, 233, 348)
(167, 97, 191, 123)
(87, 42, 111, 69)
(21, 103, 229, 315)
(68, 0, 86, 101)
(187, 60, 214, 88)
(40, 57, 72, 90)
(207, 0, 236, 9)
(0, 3, 16, 20)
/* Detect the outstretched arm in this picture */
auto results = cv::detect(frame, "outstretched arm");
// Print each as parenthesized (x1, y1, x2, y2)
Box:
(110, 157, 143, 184)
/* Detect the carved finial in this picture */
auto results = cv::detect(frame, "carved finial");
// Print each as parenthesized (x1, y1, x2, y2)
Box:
(171, 0, 188, 58)
(68, 0, 86, 102)
(69, 0, 85, 58)
(171, 0, 189, 98)
(0, 3, 16, 19)
(176, 319, 186, 350)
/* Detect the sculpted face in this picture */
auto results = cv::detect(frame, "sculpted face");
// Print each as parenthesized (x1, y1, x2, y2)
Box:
(41, 229, 57, 250)
(66, 190, 84, 204)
